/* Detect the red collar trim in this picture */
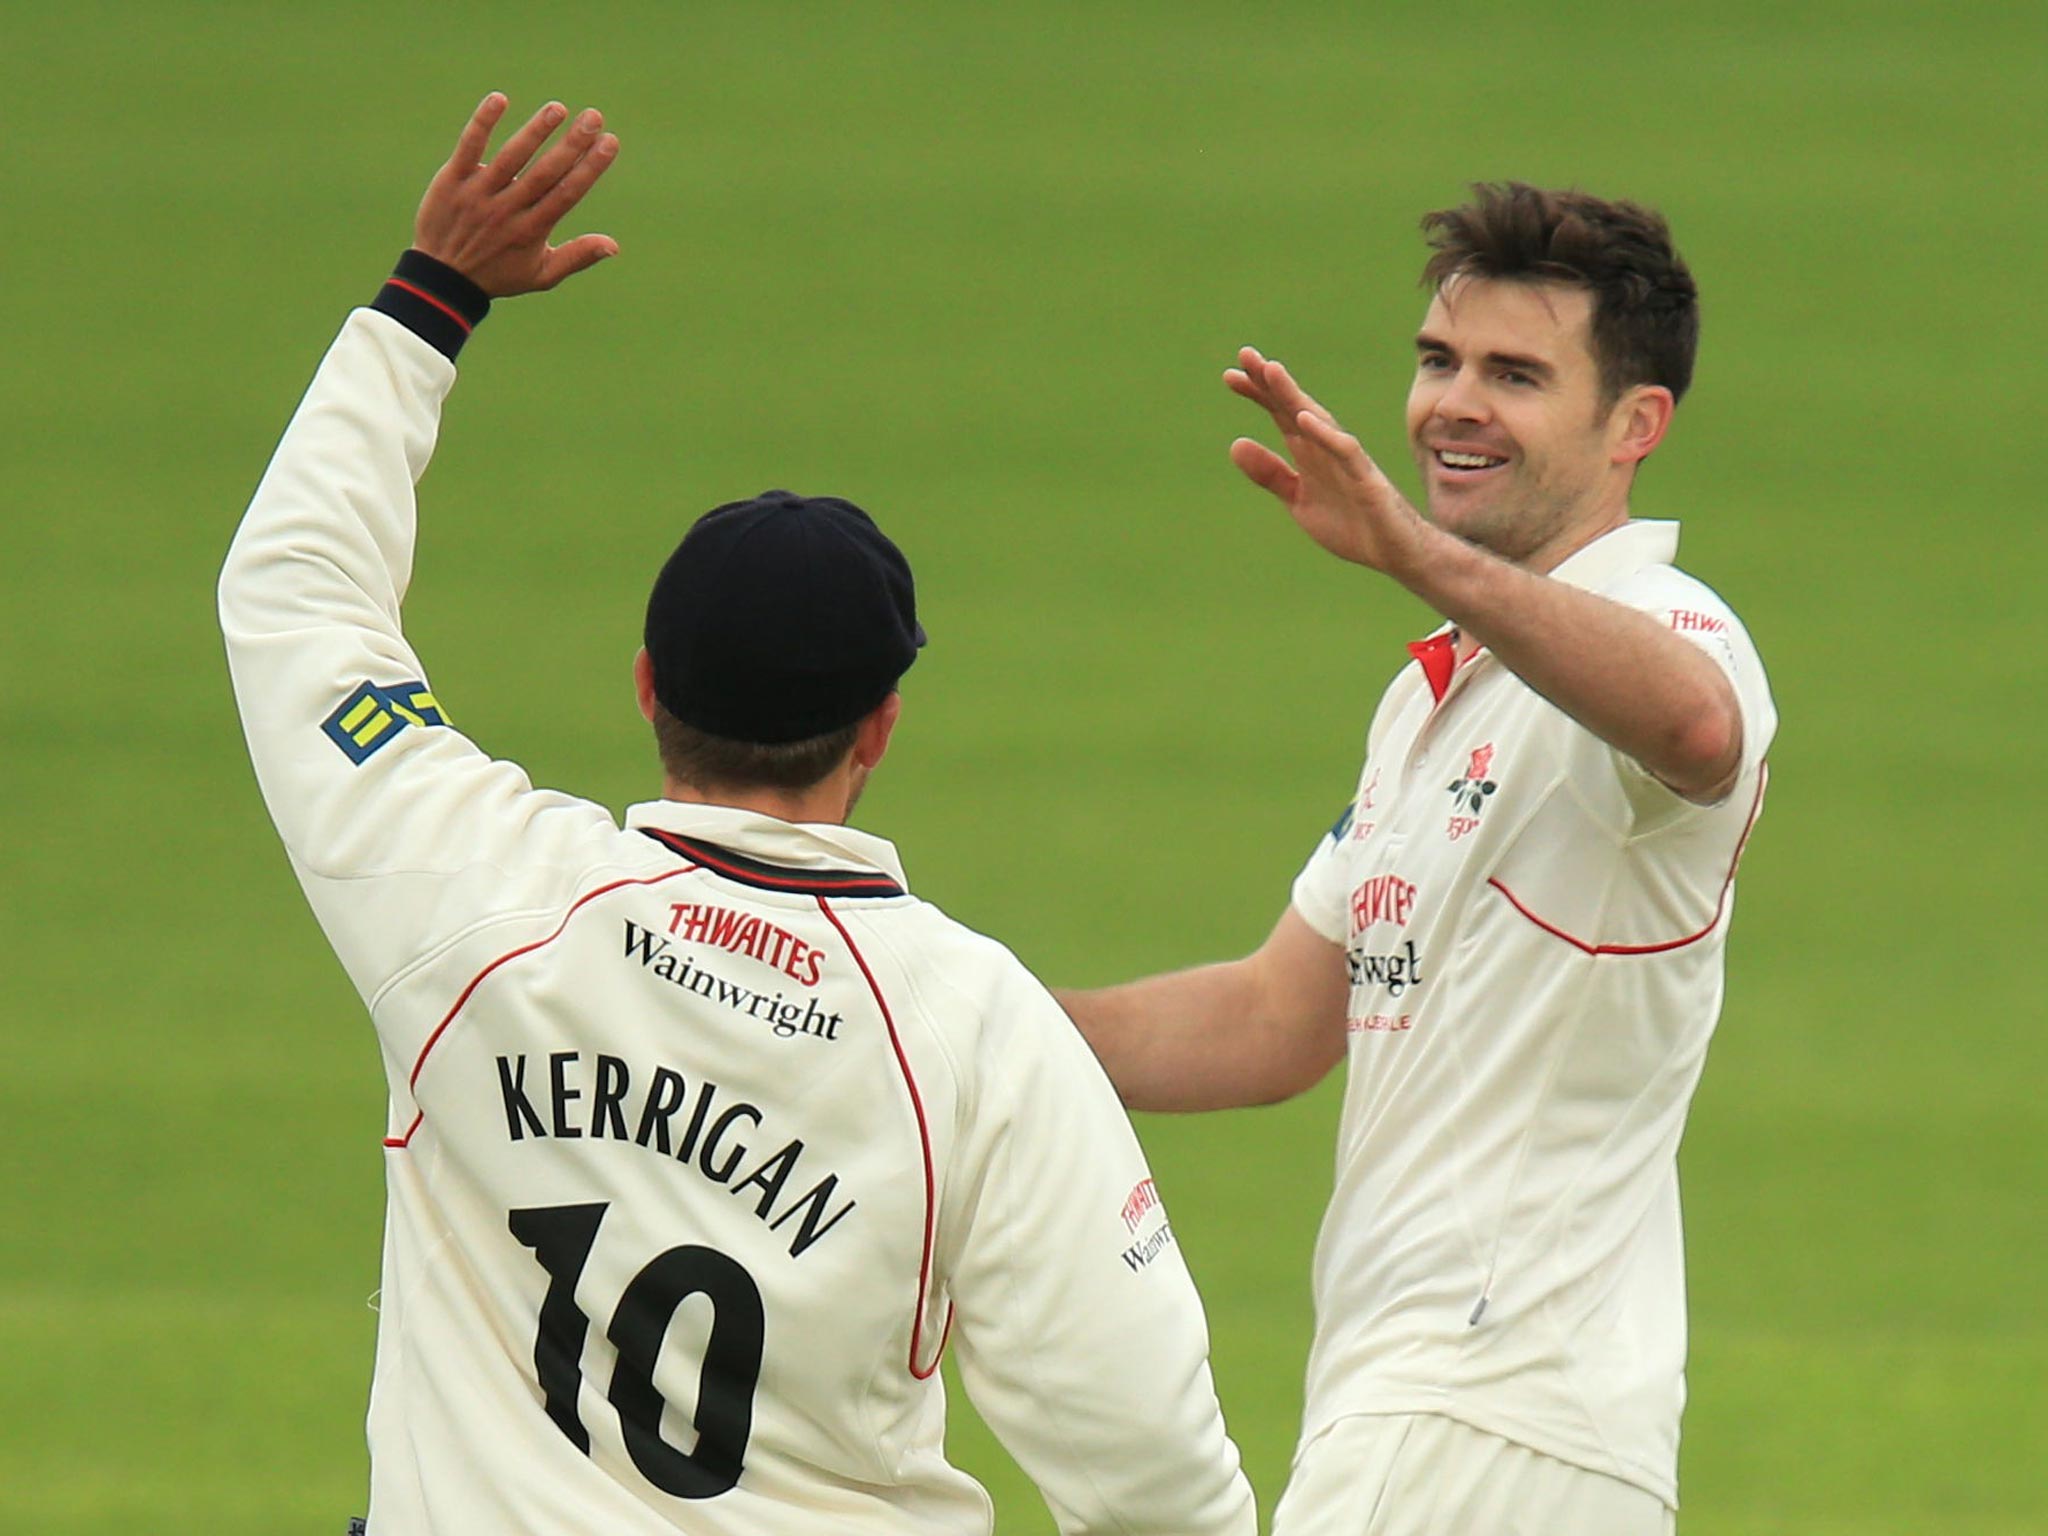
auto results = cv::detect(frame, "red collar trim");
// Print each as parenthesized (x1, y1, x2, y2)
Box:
(1408, 632, 1459, 703)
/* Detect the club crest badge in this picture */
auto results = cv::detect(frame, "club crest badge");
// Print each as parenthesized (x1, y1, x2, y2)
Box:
(1445, 743, 1498, 840)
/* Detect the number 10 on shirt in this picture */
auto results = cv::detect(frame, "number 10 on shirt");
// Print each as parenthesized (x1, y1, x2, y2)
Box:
(509, 1203, 766, 1500)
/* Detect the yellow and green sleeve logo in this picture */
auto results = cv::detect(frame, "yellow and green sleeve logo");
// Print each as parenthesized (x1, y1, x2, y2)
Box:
(321, 680, 449, 764)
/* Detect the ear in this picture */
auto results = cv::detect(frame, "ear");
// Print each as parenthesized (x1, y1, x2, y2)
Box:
(633, 648, 659, 724)
(852, 692, 903, 773)
(1609, 384, 1675, 468)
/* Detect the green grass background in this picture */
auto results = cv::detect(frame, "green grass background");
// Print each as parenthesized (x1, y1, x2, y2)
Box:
(4, 1, 2044, 1530)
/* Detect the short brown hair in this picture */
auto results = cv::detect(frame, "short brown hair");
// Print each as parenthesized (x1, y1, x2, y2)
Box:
(1421, 182, 1699, 406)
(651, 702, 860, 793)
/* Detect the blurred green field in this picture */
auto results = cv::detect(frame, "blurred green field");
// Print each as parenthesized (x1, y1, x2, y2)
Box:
(4, 1, 2044, 1530)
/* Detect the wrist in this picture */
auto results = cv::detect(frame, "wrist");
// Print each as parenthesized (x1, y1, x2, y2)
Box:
(1382, 508, 1464, 595)
(370, 249, 492, 360)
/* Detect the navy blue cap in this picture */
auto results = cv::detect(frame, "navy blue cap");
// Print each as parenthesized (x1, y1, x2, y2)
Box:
(645, 490, 925, 744)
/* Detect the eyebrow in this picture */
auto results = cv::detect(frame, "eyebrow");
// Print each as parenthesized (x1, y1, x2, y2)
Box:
(1415, 333, 1556, 381)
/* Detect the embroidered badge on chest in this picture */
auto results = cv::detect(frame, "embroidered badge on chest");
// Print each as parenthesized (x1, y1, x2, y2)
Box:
(1445, 743, 1498, 841)
(1352, 769, 1382, 840)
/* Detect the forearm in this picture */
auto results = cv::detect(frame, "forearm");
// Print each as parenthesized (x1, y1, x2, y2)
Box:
(1058, 912, 1348, 1113)
(1059, 966, 1272, 1114)
(219, 257, 484, 654)
(1399, 525, 1742, 800)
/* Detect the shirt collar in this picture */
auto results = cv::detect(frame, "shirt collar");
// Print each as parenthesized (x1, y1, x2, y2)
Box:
(1544, 518, 1680, 593)
(624, 800, 910, 892)
(1403, 520, 1682, 700)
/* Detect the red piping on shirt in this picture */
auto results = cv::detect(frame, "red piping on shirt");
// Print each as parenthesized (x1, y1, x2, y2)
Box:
(382, 864, 701, 1149)
(816, 895, 952, 1380)
(1487, 763, 1769, 957)
(386, 277, 475, 335)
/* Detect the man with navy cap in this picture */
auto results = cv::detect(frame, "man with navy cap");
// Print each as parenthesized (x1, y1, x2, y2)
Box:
(220, 94, 1253, 1536)
(633, 487, 926, 823)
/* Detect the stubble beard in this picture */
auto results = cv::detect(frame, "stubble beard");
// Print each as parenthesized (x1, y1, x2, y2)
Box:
(1423, 459, 1602, 572)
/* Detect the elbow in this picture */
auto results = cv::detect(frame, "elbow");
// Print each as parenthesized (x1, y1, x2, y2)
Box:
(1238, 918, 1350, 1105)
(1244, 1044, 1341, 1106)
(1241, 1003, 1347, 1107)
(1233, 1077, 1298, 1110)
(216, 550, 245, 636)
(216, 550, 242, 628)
(217, 512, 262, 632)
(1668, 690, 1743, 803)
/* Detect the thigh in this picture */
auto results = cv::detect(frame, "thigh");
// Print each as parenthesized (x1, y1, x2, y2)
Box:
(1270, 1415, 1419, 1536)
(1272, 1413, 1674, 1536)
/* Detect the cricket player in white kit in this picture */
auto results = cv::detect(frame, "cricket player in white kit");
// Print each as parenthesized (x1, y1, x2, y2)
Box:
(1063, 187, 1775, 1533)
(220, 95, 1253, 1536)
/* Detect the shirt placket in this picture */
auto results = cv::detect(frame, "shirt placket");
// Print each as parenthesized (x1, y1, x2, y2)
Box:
(1401, 635, 1494, 795)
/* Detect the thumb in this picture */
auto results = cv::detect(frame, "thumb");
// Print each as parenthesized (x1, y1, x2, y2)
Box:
(539, 233, 620, 290)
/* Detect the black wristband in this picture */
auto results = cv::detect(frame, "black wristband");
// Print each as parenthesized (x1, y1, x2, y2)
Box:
(370, 250, 492, 360)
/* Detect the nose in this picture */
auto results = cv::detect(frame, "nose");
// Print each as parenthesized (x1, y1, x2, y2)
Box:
(1432, 364, 1490, 425)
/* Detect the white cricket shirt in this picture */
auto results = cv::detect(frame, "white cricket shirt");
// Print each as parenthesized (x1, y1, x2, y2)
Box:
(1289, 520, 1775, 1508)
(221, 309, 1253, 1536)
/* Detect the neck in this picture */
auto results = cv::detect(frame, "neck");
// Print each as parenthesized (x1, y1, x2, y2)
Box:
(1521, 505, 1630, 576)
(660, 773, 854, 827)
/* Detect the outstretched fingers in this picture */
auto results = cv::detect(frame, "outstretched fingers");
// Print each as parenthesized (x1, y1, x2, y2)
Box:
(1294, 409, 1403, 518)
(537, 130, 619, 217)
(516, 108, 608, 208)
(1229, 346, 1374, 484)
(1258, 355, 1342, 432)
(1230, 437, 1300, 501)
(1295, 409, 1364, 468)
(479, 100, 569, 191)
(1225, 346, 1292, 437)
(444, 92, 508, 179)
(1223, 346, 1422, 570)
(1227, 346, 1345, 449)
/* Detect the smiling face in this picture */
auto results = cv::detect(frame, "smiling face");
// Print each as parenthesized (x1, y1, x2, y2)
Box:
(1406, 276, 1671, 572)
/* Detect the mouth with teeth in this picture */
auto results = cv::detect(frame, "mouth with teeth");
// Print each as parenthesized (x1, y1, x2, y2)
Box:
(1434, 448, 1510, 473)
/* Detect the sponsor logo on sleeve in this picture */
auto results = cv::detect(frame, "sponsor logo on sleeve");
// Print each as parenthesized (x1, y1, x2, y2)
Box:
(1117, 1177, 1176, 1272)
(1669, 609, 1727, 636)
(321, 680, 449, 764)
(1669, 608, 1739, 668)
(1120, 1177, 1160, 1232)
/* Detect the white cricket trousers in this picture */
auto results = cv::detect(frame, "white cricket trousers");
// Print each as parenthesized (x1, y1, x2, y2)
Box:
(1270, 1412, 1676, 1536)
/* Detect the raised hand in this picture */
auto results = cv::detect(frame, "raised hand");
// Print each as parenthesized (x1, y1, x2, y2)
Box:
(413, 93, 622, 297)
(1225, 347, 1429, 576)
